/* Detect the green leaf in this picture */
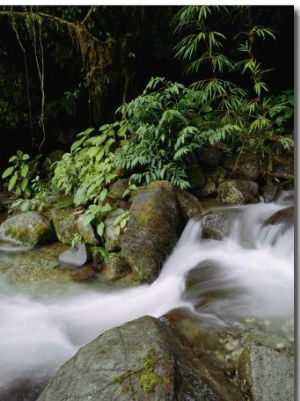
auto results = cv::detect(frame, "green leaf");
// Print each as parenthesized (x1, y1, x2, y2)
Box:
(8, 173, 18, 192)
(8, 155, 17, 163)
(71, 137, 85, 153)
(74, 186, 87, 206)
(2, 166, 14, 179)
(22, 154, 30, 161)
(83, 213, 95, 226)
(97, 221, 105, 238)
(21, 177, 28, 191)
(21, 164, 29, 178)
(99, 188, 108, 202)
(99, 203, 112, 215)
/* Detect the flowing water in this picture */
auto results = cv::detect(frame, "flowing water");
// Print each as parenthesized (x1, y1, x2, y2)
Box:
(0, 194, 294, 394)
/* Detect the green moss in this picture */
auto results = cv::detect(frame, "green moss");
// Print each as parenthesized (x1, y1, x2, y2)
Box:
(138, 215, 149, 228)
(5, 223, 55, 245)
(6, 226, 32, 244)
(113, 351, 171, 394)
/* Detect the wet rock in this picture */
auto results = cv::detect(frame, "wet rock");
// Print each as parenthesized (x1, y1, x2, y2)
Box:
(58, 243, 88, 268)
(103, 254, 132, 279)
(272, 155, 294, 180)
(263, 206, 293, 226)
(175, 187, 205, 220)
(37, 315, 242, 401)
(197, 176, 217, 197)
(108, 178, 130, 199)
(201, 212, 231, 240)
(238, 345, 294, 401)
(0, 377, 51, 401)
(261, 183, 279, 203)
(121, 181, 183, 283)
(104, 208, 125, 251)
(198, 147, 224, 167)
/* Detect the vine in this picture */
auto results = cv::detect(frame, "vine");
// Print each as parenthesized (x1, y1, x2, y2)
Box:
(30, 9, 46, 153)
(11, 16, 33, 135)
(0, 9, 114, 127)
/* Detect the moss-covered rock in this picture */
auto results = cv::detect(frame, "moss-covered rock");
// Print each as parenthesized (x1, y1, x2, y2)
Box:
(0, 211, 57, 245)
(121, 181, 184, 283)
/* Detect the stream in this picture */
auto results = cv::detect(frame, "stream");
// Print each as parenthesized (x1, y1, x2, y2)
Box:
(0, 194, 294, 396)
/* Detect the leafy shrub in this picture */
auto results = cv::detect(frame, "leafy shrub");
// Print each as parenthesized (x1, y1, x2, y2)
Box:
(114, 76, 240, 189)
(51, 122, 127, 239)
(1, 150, 48, 198)
(51, 122, 124, 206)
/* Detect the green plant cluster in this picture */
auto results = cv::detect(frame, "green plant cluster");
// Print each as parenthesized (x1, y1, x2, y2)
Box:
(1, 150, 49, 199)
(115, 76, 233, 190)
(1, 6, 294, 245)
(51, 123, 122, 205)
(171, 6, 294, 158)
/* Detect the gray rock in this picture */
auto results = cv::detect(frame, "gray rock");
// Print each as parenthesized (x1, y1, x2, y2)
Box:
(218, 179, 259, 205)
(201, 212, 231, 240)
(37, 315, 240, 401)
(175, 187, 205, 219)
(58, 243, 88, 268)
(238, 345, 294, 401)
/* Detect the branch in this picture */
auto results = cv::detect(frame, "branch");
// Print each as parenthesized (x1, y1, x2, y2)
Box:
(0, 10, 103, 45)
(81, 6, 95, 25)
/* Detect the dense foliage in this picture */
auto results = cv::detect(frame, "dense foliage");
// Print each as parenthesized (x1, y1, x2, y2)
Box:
(1, 6, 294, 231)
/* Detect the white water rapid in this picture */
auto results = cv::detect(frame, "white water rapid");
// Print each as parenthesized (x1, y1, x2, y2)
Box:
(0, 197, 294, 392)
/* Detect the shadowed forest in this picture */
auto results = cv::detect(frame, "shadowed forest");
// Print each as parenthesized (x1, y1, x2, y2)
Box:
(0, 5, 294, 166)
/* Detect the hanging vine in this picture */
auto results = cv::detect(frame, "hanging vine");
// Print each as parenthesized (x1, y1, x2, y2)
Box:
(10, 16, 33, 135)
(30, 10, 46, 153)
(0, 9, 114, 133)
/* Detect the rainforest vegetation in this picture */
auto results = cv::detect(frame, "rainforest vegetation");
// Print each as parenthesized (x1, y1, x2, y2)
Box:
(0, 5, 294, 219)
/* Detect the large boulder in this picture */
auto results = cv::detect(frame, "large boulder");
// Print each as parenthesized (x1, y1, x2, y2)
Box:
(37, 315, 242, 401)
(121, 181, 184, 283)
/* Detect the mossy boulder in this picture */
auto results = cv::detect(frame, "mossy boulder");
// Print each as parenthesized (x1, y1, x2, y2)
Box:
(37, 315, 241, 401)
(0, 211, 57, 245)
(120, 181, 184, 283)
(218, 179, 259, 205)
(50, 208, 79, 245)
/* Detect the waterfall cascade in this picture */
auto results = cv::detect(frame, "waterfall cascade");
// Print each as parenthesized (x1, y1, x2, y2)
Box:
(0, 196, 294, 391)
